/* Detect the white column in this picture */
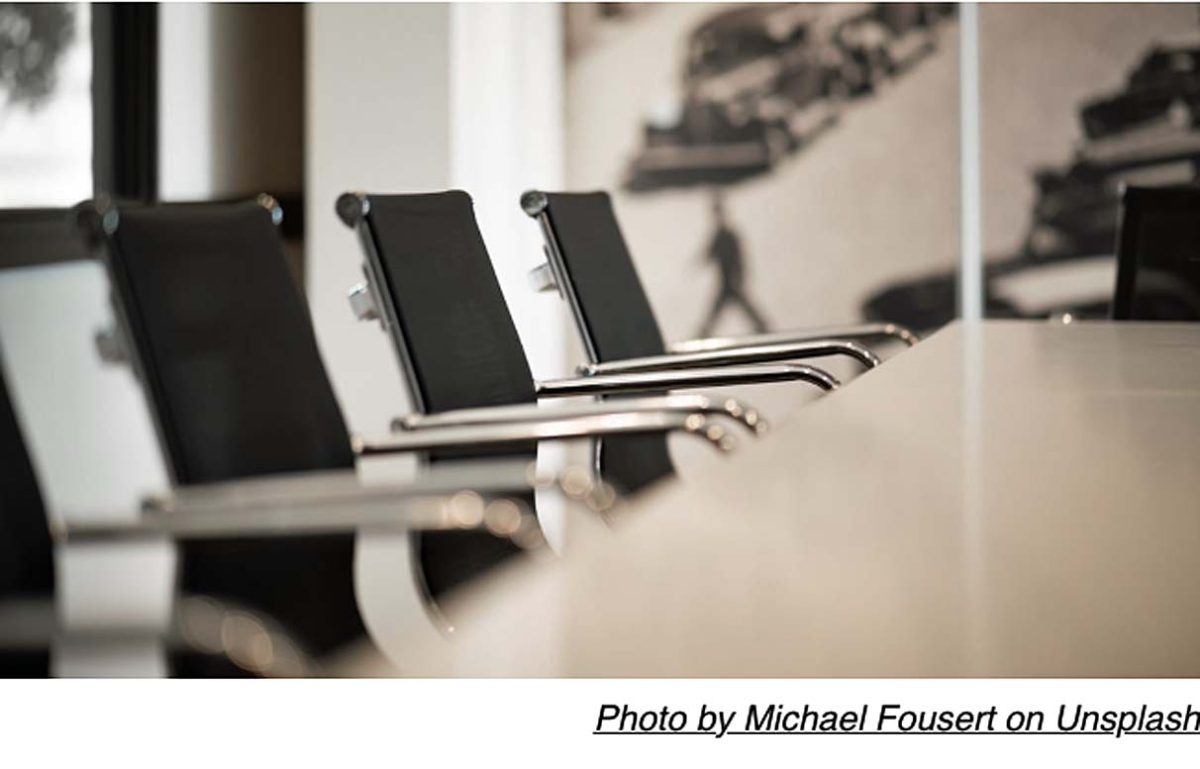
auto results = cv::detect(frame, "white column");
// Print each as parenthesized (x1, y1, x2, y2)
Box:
(449, 2, 566, 380)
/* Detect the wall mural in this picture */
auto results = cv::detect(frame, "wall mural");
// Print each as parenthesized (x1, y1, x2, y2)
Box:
(565, 3, 1200, 339)
(564, 3, 961, 344)
(623, 3, 955, 336)
(873, 3, 1200, 329)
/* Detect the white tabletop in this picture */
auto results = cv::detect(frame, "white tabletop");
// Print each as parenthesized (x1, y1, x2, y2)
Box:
(429, 320, 1200, 676)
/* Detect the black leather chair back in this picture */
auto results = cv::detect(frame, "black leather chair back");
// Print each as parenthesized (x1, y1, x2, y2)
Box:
(534, 191, 669, 361)
(345, 190, 674, 494)
(88, 198, 368, 655)
(342, 192, 539, 585)
(526, 191, 676, 492)
(350, 191, 538, 413)
(100, 200, 355, 484)
(1113, 185, 1200, 320)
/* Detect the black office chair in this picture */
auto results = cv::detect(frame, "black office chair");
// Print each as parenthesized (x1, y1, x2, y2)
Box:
(336, 190, 840, 494)
(78, 196, 386, 659)
(519, 190, 918, 380)
(1112, 185, 1200, 321)
(79, 195, 734, 647)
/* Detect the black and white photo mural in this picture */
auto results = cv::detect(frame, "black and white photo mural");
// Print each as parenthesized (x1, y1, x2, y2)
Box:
(869, 3, 1200, 327)
(564, 3, 962, 341)
(566, 3, 1200, 336)
(976, 3, 1200, 323)
(0, 2, 91, 207)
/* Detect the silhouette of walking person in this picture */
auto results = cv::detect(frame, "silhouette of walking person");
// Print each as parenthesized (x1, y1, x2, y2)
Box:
(698, 190, 771, 337)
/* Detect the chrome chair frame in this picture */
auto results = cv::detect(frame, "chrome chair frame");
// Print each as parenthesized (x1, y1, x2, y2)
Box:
(519, 190, 918, 380)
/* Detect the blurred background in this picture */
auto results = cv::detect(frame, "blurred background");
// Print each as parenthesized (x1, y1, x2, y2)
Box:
(3, 0, 1200, 521)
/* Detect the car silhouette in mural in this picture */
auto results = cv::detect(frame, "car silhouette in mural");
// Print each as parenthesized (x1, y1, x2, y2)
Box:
(1081, 43, 1200, 141)
(830, 2, 951, 96)
(626, 4, 843, 191)
(624, 3, 955, 192)
(862, 40, 1200, 332)
(1077, 42, 1200, 170)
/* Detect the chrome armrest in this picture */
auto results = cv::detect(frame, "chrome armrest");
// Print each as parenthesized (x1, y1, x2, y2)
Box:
(582, 339, 879, 375)
(57, 463, 538, 540)
(140, 461, 542, 511)
(355, 410, 736, 457)
(55, 460, 616, 547)
(393, 394, 767, 436)
(536, 363, 839, 397)
(670, 322, 919, 354)
(58, 492, 512, 543)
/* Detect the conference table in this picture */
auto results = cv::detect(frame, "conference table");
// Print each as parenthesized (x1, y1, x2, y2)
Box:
(411, 319, 1200, 676)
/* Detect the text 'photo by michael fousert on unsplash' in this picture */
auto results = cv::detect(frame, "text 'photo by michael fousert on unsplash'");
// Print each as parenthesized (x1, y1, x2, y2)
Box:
(595, 702, 1200, 739)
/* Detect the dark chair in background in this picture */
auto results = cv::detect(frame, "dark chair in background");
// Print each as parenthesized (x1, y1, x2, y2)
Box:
(336, 190, 835, 494)
(1112, 185, 1200, 321)
(519, 190, 917, 382)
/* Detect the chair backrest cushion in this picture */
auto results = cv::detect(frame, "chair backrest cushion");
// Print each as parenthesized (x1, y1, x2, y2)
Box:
(360, 191, 537, 413)
(104, 201, 355, 485)
(1113, 185, 1200, 320)
(540, 191, 668, 361)
(354, 192, 533, 594)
